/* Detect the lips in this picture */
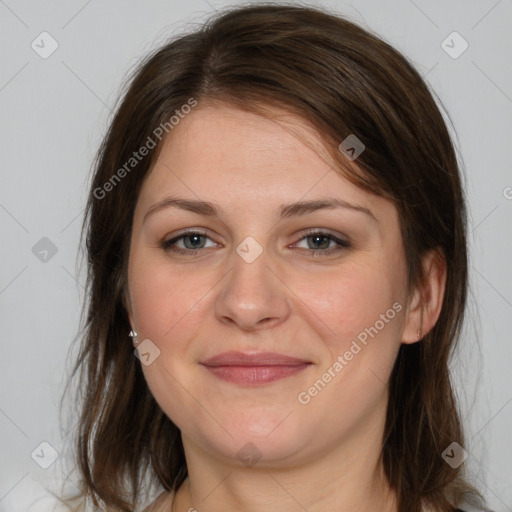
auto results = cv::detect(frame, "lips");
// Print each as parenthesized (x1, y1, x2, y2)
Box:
(200, 351, 312, 385)
(202, 351, 311, 366)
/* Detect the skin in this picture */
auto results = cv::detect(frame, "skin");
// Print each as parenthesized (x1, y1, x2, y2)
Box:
(127, 103, 446, 512)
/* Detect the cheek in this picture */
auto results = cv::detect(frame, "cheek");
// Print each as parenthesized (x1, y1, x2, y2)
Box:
(293, 261, 406, 429)
(298, 260, 405, 348)
(128, 252, 209, 347)
(128, 253, 212, 430)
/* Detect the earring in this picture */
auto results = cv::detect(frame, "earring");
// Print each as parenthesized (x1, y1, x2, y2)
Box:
(417, 328, 422, 340)
(129, 330, 138, 338)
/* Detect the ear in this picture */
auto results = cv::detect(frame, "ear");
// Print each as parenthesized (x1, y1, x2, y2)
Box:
(402, 249, 447, 344)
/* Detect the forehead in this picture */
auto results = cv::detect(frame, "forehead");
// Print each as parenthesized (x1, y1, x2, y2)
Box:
(161, 103, 336, 175)
(136, 103, 382, 211)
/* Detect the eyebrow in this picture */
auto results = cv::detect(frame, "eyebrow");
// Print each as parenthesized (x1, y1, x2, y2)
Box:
(143, 196, 378, 224)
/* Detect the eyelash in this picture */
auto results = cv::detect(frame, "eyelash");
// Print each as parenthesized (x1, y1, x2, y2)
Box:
(161, 229, 351, 257)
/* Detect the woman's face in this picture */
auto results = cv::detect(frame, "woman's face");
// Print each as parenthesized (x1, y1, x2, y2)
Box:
(127, 103, 412, 467)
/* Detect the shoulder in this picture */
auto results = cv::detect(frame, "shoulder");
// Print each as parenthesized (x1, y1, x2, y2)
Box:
(143, 490, 174, 512)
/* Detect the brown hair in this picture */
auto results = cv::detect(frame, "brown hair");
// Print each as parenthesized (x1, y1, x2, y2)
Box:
(61, 3, 485, 511)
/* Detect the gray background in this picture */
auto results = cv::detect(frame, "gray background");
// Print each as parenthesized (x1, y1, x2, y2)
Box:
(1, 0, 511, 510)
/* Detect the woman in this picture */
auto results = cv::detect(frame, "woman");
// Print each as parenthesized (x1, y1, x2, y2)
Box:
(62, 3, 488, 511)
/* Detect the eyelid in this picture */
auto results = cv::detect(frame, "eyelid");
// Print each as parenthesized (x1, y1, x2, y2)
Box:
(162, 229, 216, 248)
(163, 228, 209, 242)
(292, 227, 350, 245)
(290, 228, 351, 255)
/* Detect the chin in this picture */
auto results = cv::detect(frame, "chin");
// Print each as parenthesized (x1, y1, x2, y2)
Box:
(188, 411, 311, 467)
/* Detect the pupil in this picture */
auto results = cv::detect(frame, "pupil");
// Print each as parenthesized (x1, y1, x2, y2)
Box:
(310, 235, 329, 249)
(185, 234, 203, 249)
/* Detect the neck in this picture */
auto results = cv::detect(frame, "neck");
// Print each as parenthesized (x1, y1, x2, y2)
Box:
(173, 414, 397, 512)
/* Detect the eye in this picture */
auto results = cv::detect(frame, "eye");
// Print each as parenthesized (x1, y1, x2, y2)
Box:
(162, 230, 218, 255)
(161, 229, 351, 257)
(292, 229, 351, 256)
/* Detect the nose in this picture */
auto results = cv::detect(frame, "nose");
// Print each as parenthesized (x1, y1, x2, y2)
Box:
(214, 242, 291, 332)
